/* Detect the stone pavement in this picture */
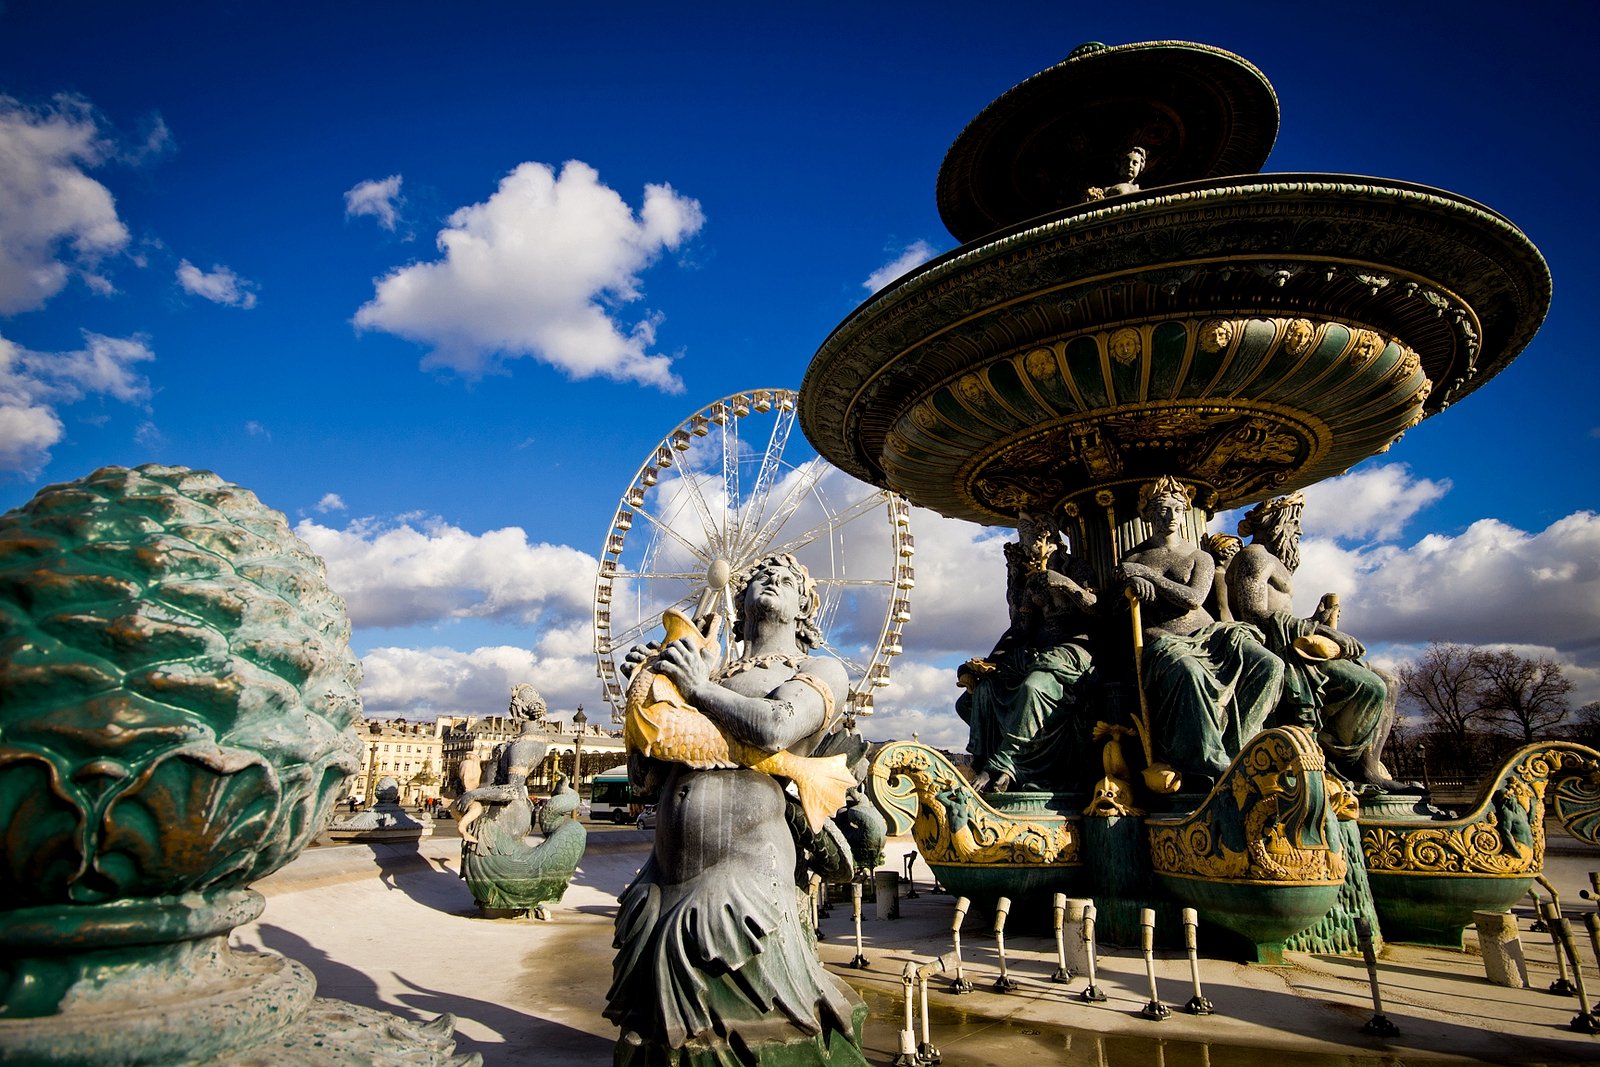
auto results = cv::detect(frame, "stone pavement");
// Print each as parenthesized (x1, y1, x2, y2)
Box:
(236, 824, 1600, 1065)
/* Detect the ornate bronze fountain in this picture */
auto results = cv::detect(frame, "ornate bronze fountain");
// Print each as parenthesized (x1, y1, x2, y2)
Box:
(801, 40, 1593, 958)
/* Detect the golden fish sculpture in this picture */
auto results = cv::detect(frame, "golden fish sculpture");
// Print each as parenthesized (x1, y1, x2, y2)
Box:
(624, 608, 856, 832)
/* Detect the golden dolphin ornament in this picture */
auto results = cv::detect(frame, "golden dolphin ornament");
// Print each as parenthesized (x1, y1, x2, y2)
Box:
(624, 608, 855, 832)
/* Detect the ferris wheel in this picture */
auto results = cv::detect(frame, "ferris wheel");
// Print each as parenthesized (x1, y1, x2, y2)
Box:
(593, 388, 913, 725)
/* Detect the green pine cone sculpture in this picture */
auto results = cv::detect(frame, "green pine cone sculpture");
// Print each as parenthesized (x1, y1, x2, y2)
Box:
(0, 465, 363, 907)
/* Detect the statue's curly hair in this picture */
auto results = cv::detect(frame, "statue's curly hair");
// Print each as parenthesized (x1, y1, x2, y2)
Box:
(731, 553, 823, 650)
(1137, 474, 1194, 516)
(508, 682, 546, 719)
(1237, 492, 1305, 538)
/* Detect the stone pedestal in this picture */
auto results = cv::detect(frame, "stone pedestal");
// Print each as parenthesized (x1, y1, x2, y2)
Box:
(1475, 910, 1530, 988)
(874, 871, 901, 919)
(1061, 896, 1094, 975)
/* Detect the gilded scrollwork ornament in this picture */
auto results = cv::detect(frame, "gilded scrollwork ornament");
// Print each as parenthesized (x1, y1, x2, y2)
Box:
(1147, 728, 1348, 886)
(1361, 742, 1600, 877)
(868, 741, 1080, 869)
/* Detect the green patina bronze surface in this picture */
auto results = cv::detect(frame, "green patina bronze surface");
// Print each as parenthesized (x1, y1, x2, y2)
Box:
(0, 465, 474, 1064)
(1146, 727, 1349, 960)
(460, 782, 588, 916)
(800, 181, 1548, 532)
(814, 36, 1557, 967)
(1280, 817, 1383, 957)
(869, 740, 1084, 905)
(1361, 741, 1600, 947)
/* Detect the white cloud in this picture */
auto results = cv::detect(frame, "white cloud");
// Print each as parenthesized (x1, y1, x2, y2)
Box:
(1293, 511, 1600, 658)
(0, 95, 130, 313)
(860, 659, 970, 749)
(176, 260, 258, 308)
(295, 515, 597, 629)
(353, 160, 703, 389)
(132, 420, 162, 450)
(0, 331, 154, 474)
(848, 508, 1012, 748)
(126, 115, 173, 165)
(1300, 464, 1449, 541)
(863, 240, 937, 294)
(0, 402, 61, 475)
(358, 636, 597, 718)
(316, 492, 346, 513)
(245, 420, 270, 438)
(344, 174, 403, 231)
(1205, 464, 1600, 705)
(1213, 463, 1448, 546)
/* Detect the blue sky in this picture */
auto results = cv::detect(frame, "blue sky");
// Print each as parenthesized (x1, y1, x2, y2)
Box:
(2, 1, 1596, 745)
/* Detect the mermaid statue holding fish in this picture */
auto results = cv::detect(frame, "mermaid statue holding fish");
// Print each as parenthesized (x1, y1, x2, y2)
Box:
(605, 552, 867, 1067)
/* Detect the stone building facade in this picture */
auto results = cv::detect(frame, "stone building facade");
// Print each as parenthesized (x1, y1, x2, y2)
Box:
(352, 718, 445, 806)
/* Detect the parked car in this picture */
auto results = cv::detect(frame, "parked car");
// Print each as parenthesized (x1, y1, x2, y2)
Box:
(635, 805, 658, 830)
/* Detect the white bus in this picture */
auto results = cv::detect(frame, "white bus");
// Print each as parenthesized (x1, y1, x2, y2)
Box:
(589, 766, 639, 824)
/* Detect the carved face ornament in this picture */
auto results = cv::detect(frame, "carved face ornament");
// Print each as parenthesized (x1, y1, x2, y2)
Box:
(1109, 328, 1141, 364)
(1199, 319, 1233, 354)
(1143, 492, 1188, 534)
(1123, 146, 1147, 180)
(1283, 318, 1315, 356)
(747, 563, 802, 622)
(1016, 511, 1056, 562)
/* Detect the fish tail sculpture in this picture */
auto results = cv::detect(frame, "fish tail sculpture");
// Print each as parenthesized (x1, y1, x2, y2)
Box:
(624, 608, 855, 832)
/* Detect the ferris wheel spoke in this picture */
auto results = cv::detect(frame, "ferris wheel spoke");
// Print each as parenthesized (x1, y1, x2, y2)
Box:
(716, 584, 739, 667)
(741, 455, 828, 561)
(812, 579, 902, 598)
(595, 388, 909, 721)
(721, 405, 741, 551)
(607, 589, 701, 649)
(812, 633, 871, 678)
(667, 467, 726, 561)
(631, 505, 714, 565)
(765, 488, 891, 558)
(813, 592, 844, 637)
(732, 402, 798, 553)
(811, 577, 896, 588)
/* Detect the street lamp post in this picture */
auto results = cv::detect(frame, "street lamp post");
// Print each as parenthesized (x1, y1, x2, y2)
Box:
(1414, 741, 1431, 793)
(572, 705, 587, 798)
(366, 741, 379, 808)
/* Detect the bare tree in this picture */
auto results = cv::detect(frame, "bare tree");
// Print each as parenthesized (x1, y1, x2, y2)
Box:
(1567, 701, 1600, 748)
(1398, 643, 1486, 760)
(1379, 710, 1415, 780)
(1476, 649, 1573, 743)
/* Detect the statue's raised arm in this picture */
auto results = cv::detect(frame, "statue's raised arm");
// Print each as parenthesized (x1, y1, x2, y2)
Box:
(607, 553, 866, 1066)
(1228, 494, 1419, 795)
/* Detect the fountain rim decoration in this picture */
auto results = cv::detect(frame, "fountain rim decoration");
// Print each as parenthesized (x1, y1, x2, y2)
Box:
(801, 170, 1549, 525)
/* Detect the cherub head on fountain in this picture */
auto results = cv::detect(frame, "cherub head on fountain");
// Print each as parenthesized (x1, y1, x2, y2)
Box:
(1086, 144, 1147, 200)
